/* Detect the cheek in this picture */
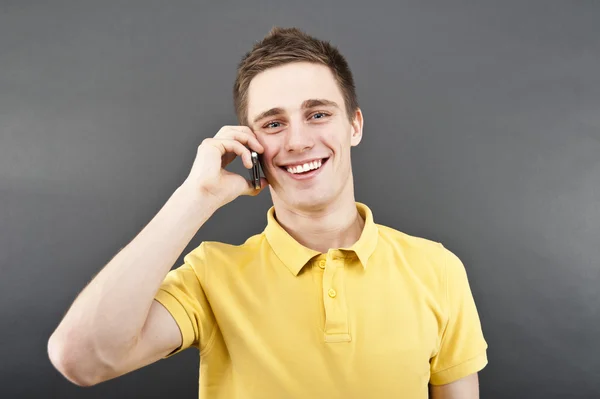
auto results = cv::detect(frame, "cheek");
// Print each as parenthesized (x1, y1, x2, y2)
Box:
(260, 148, 279, 171)
(319, 130, 339, 150)
(318, 122, 351, 146)
(256, 136, 277, 163)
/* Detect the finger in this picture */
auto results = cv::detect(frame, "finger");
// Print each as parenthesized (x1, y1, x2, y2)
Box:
(221, 152, 236, 168)
(217, 127, 264, 153)
(221, 139, 253, 169)
(206, 138, 252, 168)
(241, 176, 269, 197)
(221, 172, 257, 197)
(258, 177, 269, 191)
(224, 128, 264, 154)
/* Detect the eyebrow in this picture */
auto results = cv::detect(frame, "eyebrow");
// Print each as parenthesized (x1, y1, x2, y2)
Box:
(252, 98, 340, 125)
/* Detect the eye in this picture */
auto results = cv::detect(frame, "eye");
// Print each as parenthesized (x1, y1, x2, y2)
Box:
(264, 121, 281, 129)
(311, 112, 329, 120)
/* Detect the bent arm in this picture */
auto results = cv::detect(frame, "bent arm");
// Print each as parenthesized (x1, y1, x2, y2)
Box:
(47, 185, 217, 386)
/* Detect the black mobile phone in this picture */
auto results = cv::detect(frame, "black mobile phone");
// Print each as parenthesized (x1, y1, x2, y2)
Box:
(249, 151, 261, 190)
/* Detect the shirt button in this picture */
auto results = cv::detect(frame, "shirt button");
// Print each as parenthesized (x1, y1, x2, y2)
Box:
(318, 260, 326, 269)
(328, 288, 337, 298)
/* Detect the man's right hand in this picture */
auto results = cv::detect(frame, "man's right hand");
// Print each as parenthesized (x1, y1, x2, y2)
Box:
(182, 126, 268, 207)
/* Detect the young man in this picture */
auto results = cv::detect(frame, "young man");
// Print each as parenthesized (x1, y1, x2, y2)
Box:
(48, 27, 488, 398)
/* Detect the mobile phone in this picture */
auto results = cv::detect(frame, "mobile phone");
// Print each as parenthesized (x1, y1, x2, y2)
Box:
(249, 151, 261, 190)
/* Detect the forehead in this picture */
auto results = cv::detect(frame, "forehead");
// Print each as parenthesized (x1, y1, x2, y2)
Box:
(247, 62, 344, 120)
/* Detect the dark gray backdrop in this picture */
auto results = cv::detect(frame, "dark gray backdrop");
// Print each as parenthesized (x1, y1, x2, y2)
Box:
(1, 1, 599, 398)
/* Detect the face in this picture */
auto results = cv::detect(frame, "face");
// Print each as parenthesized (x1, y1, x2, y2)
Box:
(246, 62, 363, 211)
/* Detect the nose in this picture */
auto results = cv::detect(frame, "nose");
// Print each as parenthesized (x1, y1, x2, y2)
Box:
(284, 121, 314, 153)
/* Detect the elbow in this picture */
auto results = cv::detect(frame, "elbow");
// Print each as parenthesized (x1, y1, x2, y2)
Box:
(47, 331, 104, 387)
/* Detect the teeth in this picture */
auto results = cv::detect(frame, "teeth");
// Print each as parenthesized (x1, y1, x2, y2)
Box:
(286, 159, 323, 174)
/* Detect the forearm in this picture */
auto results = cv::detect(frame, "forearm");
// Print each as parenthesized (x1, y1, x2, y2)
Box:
(49, 183, 216, 369)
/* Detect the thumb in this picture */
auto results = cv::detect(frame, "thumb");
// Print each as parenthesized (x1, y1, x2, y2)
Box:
(241, 176, 268, 197)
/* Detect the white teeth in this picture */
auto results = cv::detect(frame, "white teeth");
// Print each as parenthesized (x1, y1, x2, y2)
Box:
(286, 159, 323, 174)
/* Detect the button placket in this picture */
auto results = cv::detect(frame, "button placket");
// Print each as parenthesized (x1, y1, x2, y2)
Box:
(322, 252, 351, 342)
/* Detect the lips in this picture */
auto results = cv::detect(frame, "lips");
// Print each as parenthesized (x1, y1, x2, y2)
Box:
(279, 157, 328, 170)
(279, 157, 329, 180)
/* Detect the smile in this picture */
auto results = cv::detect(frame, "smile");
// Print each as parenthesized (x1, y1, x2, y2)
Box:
(279, 157, 329, 179)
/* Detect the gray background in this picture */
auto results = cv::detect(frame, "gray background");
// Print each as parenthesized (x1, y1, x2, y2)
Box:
(1, 1, 599, 398)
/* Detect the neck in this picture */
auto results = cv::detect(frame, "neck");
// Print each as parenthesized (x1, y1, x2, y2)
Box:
(270, 182, 365, 253)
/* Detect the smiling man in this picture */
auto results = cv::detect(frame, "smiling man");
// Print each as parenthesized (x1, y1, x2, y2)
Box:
(48, 27, 488, 398)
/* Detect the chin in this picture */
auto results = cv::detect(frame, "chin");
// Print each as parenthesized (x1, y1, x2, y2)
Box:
(269, 171, 344, 210)
(287, 191, 335, 211)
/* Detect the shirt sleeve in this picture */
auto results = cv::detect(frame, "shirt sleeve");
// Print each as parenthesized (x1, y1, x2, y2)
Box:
(429, 245, 489, 385)
(153, 243, 217, 358)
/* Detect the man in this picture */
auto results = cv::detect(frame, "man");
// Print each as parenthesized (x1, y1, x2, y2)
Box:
(48, 27, 488, 398)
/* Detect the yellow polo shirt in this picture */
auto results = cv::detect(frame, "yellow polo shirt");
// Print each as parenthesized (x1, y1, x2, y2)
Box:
(154, 202, 488, 398)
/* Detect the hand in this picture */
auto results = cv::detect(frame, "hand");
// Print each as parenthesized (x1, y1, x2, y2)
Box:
(181, 126, 268, 207)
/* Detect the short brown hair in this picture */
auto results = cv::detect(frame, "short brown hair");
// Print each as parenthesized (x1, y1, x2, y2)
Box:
(233, 27, 359, 126)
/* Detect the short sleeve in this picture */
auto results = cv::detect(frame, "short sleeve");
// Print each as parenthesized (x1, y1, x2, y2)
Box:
(153, 243, 217, 358)
(429, 246, 489, 385)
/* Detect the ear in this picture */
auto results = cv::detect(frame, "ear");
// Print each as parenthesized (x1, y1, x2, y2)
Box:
(350, 108, 364, 147)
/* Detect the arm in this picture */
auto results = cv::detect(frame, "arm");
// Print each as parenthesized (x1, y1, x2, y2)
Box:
(47, 185, 218, 386)
(429, 373, 480, 399)
(47, 126, 266, 386)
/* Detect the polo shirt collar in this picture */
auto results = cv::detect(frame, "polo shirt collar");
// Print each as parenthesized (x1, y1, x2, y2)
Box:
(264, 202, 379, 276)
